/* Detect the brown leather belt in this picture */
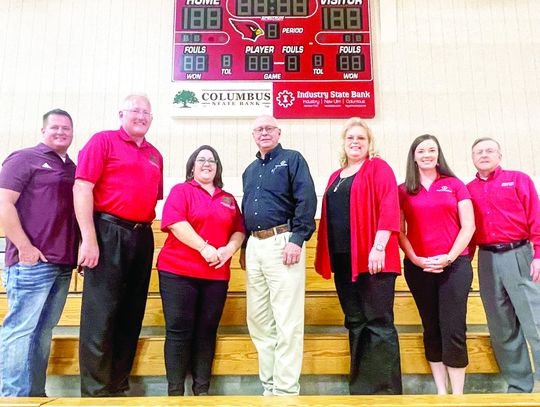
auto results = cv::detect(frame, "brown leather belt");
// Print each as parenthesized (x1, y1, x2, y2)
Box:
(251, 224, 290, 239)
(479, 239, 529, 253)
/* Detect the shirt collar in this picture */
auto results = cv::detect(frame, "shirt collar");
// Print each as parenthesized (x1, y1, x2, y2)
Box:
(475, 165, 502, 181)
(37, 143, 72, 162)
(187, 179, 223, 196)
(119, 127, 149, 148)
(256, 143, 283, 161)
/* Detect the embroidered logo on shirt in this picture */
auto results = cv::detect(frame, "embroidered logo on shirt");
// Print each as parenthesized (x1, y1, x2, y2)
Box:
(148, 154, 160, 169)
(435, 185, 453, 193)
(220, 196, 235, 209)
(271, 160, 288, 174)
(501, 182, 515, 187)
(41, 162, 52, 169)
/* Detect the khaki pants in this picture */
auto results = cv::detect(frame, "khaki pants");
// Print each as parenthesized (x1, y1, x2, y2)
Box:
(246, 232, 306, 395)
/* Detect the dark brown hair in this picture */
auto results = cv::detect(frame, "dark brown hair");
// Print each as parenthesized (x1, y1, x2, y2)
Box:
(405, 134, 456, 195)
(185, 145, 224, 188)
(43, 109, 73, 127)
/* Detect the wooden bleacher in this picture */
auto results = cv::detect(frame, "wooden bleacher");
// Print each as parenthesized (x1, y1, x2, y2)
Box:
(0, 394, 540, 407)
(1, 394, 540, 407)
(0, 222, 497, 379)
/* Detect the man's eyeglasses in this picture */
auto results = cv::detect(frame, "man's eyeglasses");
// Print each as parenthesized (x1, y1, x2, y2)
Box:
(253, 126, 278, 135)
(473, 148, 499, 156)
(195, 158, 218, 166)
(124, 109, 152, 117)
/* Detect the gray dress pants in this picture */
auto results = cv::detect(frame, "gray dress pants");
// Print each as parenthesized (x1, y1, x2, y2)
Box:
(478, 244, 540, 393)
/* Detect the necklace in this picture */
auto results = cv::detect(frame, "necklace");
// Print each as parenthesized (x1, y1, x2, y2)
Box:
(333, 177, 347, 192)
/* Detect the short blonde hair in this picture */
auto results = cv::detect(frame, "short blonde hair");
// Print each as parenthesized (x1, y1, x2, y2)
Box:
(121, 93, 151, 110)
(339, 117, 377, 167)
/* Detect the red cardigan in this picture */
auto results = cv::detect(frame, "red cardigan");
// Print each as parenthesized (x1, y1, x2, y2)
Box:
(315, 157, 401, 281)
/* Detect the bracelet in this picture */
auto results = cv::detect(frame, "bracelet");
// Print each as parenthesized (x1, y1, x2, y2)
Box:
(198, 240, 209, 253)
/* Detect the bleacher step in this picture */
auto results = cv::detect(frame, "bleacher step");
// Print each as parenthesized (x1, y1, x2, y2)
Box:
(33, 394, 540, 407)
(0, 293, 487, 327)
(46, 332, 498, 376)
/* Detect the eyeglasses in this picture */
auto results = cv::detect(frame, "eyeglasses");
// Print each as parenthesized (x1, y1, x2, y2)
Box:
(473, 148, 499, 156)
(195, 158, 218, 166)
(253, 126, 278, 135)
(123, 109, 152, 117)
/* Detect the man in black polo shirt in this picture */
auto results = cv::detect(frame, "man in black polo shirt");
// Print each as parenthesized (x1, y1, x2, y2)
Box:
(242, 115, 316, 395)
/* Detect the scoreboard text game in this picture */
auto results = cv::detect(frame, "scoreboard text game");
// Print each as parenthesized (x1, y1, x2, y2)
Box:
(173, 0, 375, 118)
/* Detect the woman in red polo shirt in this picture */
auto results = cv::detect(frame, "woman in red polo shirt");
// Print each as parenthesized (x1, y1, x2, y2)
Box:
(315, 117, 402, 394)
(156, 145, 245, 396)
(398, 134, 475, 394)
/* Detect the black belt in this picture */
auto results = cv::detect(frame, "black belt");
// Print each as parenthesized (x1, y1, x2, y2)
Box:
(95, 212, 151, 230)
(479, 239, 529, 253)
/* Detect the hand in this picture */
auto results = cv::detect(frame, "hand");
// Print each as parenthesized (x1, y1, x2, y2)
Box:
(411, 255, 430, 269)
(283, 242, 302, 266)
(78, 238, 100, 269)
(214, 245, 235, 269)
(239, 247, 246, 270)
(200, 244, 219, 266)
(531, 259, 540, 282)
(18, 244, 48, 266)
(422, 255, 447, 273)
(368, 247, 385, 274)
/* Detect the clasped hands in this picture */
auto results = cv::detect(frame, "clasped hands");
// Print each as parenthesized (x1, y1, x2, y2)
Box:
(413, 254, 451, 273)
(200, 244, 233, 269)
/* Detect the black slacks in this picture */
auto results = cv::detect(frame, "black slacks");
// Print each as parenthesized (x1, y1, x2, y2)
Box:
(404, 256, 472, 368)
(79, 215, 153, 397)
(331, 253, 403, 395)
(159, 271, 229, 396)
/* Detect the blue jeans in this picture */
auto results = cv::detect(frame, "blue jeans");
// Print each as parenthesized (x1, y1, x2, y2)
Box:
(0, 262, 72, 396)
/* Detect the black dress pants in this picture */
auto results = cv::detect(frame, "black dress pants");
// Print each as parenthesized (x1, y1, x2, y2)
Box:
(159, 271, 229, 396)
(404, 256, 473, 367)
(79, 215, 153, 397)
(331, 253, 403, 395)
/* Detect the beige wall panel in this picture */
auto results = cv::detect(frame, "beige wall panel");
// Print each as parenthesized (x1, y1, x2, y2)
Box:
(1, 0, 539, 195)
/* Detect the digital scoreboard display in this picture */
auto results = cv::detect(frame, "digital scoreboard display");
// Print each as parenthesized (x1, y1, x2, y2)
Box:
(174, 0, 371, 81)
(172, 0, 374, 118)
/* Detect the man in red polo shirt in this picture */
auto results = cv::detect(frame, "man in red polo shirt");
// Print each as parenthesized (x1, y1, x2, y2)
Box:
(73, 94, 163, 397)
(468, 137, 540, 393)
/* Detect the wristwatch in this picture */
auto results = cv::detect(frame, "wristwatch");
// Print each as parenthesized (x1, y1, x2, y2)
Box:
(374, 242, 385, 252)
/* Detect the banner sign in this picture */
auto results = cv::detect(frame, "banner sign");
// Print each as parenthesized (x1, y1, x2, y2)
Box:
(171, 82, 272, 117)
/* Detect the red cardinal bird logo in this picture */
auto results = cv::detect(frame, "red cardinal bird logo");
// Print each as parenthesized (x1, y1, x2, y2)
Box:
(229, 18, 264, 42)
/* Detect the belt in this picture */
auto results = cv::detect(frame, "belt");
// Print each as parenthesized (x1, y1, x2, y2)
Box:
(95, 212, 151, 230)
(251, 224, 290, 239)
(479, 239, 529, 253)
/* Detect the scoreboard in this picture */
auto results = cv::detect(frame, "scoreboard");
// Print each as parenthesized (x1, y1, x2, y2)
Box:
(172, 0, 374, 118)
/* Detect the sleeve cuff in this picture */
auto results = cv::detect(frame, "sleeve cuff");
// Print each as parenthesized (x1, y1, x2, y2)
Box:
(289, 233, 305, 247)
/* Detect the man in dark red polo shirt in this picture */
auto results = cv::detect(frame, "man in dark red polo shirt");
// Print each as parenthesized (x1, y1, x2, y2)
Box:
(74, 94, 163, 397)
(468, 137, 540, 393)
(0, 109, 78, 396)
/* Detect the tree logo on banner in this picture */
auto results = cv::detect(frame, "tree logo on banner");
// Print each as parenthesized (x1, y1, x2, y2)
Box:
(174, 90, 199, 108)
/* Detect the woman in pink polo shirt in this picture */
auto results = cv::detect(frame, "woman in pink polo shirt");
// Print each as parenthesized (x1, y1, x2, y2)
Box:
(156, 145, 245, 396)
(315, 118, 402, 394)
(399, 134, 475, 394)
